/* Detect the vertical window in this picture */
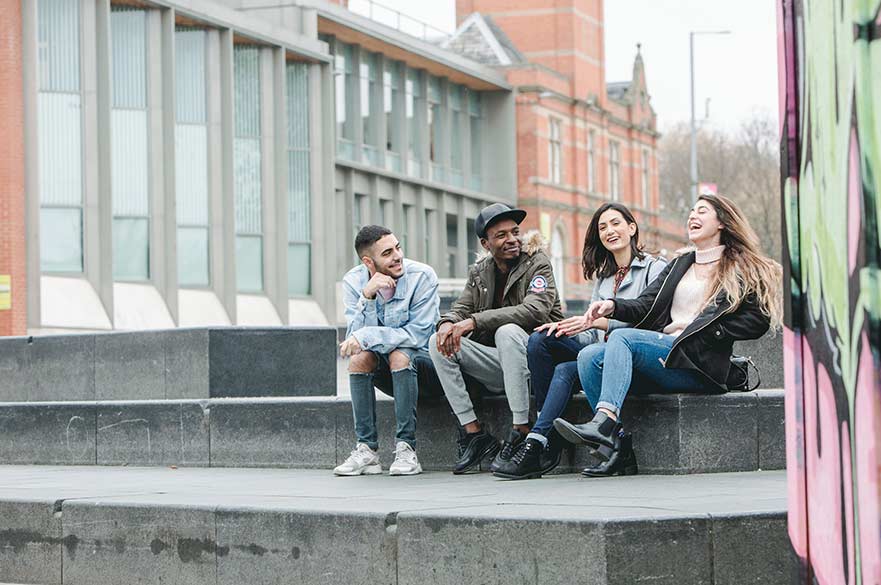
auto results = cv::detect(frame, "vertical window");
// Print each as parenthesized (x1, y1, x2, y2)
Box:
(424, 209, 434, 265)
(360, 52, 379, 166)
(287, 62, 311, 296)
(428, 76, 443, 182)
(466, 218, 477, 265)
(549, 118, 562, 184)
(587, 129, 596, 193)
(401, 204, 412, 255)
(641, 149, 650, 208)
(379, 199, 390, 227)
(449, 85, 463, 187)
(110, 6, 150, 282)
(234, 45, 263, 293)
(405, 70, 422, 177)
(446, 213, 458, 277)
(468, 91, 482, 191)
(609, 140, 620, 201)
(37, 0, 84, 273)
(175, 27, 210, 288)
(334, 43, 354, 160)
(383, 60, 401, 172)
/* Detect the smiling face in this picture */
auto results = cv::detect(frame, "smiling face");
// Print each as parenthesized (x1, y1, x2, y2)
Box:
(687, 199, 724, 247)
(363, 234, 404, 278)
(481, 219, 521, 263)
(597, 209, 636, 254)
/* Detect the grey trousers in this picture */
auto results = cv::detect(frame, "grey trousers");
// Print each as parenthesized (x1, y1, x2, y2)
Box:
(428, 323, 531, 426)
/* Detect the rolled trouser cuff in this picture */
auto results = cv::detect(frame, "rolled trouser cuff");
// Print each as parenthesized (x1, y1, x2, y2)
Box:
(596, 401, 620, 417)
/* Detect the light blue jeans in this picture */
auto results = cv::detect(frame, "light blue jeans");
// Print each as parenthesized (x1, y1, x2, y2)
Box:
(576, 328, 711, 416)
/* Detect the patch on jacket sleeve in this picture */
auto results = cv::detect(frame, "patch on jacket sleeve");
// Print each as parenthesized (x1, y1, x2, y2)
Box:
(528, 275, 548, 294)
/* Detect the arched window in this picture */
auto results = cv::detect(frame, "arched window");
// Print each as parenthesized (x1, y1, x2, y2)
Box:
(551, 226, 566, 306)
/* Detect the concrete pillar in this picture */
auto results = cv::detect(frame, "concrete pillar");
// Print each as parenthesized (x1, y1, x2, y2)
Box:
(0, 0, 27, 336)
(218, 29, 237, 322)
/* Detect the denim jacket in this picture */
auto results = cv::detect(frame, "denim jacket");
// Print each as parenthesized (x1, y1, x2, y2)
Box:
(343, 259, 440, 355)
(581, 254, 668, 344)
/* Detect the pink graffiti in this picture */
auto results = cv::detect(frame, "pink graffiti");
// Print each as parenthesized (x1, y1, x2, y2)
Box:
(802, 337, 856, 585)
(786, 327, 809, 558)
(855, 333, 881, 583)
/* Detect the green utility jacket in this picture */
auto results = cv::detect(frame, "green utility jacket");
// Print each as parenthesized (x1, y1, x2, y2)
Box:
(438, 233, 564, 346)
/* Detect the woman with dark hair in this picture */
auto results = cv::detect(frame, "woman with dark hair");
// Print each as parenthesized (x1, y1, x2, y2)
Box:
(492, 202, 666, 480)
(553, 194, 782, 474)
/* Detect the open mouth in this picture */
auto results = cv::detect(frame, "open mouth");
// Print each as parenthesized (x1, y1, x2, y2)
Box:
(605, 235, 621, 245)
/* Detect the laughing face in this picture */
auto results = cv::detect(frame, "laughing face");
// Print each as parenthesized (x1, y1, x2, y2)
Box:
(482, 218, 522, 263)
(597, 209, 636, 253)
(687, 199, 724, 247)
(365, 234, 405, 278)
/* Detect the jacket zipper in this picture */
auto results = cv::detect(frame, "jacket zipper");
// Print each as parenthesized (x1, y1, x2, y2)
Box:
(630, 261, 678, 330)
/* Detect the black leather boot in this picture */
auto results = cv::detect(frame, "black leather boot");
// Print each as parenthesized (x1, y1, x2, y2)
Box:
(453, 428, 500, 474)
(492, 438, 544, 480)
(581, 432, 638, 477)
(553, 411, 621, 458)
(539, 428, 565, 475)
(489, 428, 528, 472)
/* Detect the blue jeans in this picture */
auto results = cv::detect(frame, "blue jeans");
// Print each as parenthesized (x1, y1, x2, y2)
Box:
(349, 347, 425, 450)
(576, 328, 711, 416)
(527, 331, 591, 436)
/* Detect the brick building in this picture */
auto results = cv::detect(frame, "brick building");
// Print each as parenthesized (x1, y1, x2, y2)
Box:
(447, 0, 683, 308)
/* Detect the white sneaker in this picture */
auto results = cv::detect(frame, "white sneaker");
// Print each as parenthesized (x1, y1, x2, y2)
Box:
(333, 443, 383, 476)
(389, 441, 422, 476)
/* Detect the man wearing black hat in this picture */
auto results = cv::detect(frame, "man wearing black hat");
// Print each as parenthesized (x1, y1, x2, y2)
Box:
(429, 203, 564, 474)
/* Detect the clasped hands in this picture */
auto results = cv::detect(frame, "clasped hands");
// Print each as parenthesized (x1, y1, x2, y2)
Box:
(534, 299, 615, 338)
(435, 318, 475, 358)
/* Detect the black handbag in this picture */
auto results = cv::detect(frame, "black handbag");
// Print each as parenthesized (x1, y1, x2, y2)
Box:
(727, 355, 760, 392)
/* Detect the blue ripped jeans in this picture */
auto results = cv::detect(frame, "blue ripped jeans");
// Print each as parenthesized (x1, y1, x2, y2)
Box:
(576, 328, 711, 416)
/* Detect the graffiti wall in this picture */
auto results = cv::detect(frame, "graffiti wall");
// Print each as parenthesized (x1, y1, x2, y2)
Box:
(778, 0, 881, 583)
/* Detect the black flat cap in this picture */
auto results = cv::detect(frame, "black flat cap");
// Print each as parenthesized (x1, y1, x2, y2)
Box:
(474, 203, 527, 238)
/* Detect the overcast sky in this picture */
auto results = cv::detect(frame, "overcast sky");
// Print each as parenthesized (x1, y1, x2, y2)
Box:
(363, 0, 780, 134)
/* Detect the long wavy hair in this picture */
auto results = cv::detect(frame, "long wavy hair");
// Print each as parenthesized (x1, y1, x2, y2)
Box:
(581, 202, 644, 280)
(697, 194, 783, 330)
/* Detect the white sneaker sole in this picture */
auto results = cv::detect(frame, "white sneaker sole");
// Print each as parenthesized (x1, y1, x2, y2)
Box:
(389, 464, 423, 476)
(333, 463, 383, 476)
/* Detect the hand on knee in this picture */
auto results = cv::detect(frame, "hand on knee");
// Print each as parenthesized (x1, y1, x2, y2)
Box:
(389, 350, 411, 372)
(348, 351, 377, 374)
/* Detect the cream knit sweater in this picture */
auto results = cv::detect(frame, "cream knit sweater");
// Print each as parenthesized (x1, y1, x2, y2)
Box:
(663, 246, 725, 337)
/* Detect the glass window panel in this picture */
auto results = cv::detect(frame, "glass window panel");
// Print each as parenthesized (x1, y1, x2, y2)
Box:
(466, 218, 477, 265)
(446, 213, 457, 277)
(424, 209, 433, 264)
(40, 208, 82, 273)
(234, 46, 261, 138)
(288, 243, 311, 296)
(175, 124, 209, 226)
(469, 111, 482, 180)
(110, 8, 147, 109)
(113, 217, 150, 281)
(234, 138, 262, 234)
(236, 235, 263, 293)
(38, 93, 83, 207)
(37, 0, 81, 92)
(451, 111, 463, 170)
(175, 28, 207, 124)
(177, 226, 209, 287)
(111, 109, 150, 216)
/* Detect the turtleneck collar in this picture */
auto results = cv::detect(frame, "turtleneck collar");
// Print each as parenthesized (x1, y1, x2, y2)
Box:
(695, 244, 725, 264)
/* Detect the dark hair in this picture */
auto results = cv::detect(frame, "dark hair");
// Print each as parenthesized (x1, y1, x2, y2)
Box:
(581, 202, 644, 280)
(354, 225, 393, 257)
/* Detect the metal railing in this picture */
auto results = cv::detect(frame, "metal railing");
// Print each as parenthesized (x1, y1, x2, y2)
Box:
(346, 0, 451, 43)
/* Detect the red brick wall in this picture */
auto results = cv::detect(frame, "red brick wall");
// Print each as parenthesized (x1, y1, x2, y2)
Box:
(0, 1, 27, 336)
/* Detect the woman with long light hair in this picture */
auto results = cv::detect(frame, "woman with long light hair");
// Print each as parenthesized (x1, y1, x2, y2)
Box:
(553, 194, 782, 469)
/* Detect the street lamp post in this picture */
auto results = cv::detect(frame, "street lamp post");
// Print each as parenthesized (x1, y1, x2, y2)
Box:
(689, 30, 730, 204)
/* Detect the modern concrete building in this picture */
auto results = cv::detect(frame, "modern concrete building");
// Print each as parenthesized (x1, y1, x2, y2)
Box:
(0, 0, 516, 335)
(446, 0, 684, 307)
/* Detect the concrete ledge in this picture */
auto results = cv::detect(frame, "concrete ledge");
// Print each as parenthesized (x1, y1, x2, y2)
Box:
(0, 327, 337, 402)
(0, 391, 784, 474)
(0, 466, 790, 585)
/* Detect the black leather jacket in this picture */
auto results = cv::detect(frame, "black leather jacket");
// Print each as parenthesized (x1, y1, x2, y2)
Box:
(610, 252, 771, 391)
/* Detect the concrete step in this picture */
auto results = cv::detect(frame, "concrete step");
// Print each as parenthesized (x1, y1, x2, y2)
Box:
(0, 465, 791, 585)
(0, 390, 784, 475)
(0, 327, 338, 402)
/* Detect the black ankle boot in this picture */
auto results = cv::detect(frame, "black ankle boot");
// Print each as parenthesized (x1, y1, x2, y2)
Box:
(539, 428, 565, 475)
(492, 438, 544, 480)
(552, 412, 621, 457)
(490, 428, 528, 472)
(453, 429, 500, 474)
(582, 432, 638, 477)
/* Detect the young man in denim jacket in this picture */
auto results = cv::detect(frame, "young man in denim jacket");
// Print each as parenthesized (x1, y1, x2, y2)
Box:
(336, 225, 440, 476)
